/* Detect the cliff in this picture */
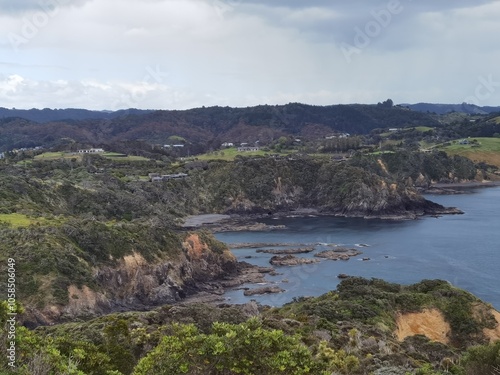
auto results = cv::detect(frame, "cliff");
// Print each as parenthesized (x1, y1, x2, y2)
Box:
(1, 226, 237, 327)
(187, 158, 461, 218)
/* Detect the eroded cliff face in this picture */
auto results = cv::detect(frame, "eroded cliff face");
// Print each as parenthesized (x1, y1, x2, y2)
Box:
(215, 161, 460, 218)
(23, 233, 237, 326)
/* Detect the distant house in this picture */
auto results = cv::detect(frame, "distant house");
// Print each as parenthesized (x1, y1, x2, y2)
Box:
(150, 173, 188, 181)
(221, 142, 234, 147)
(325, 133, 350, 139)
(459, 139, 470, 145)
(388, 128, 400, 132)
(0, 152, 4, 159)
(237, 146, 260, 152)
(162, 173, 188, 179)
(148, 173, 160, 180)
(77, 148, 104, 154)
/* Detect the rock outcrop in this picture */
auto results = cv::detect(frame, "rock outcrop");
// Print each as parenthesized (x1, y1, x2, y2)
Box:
(243, 286, 285, 296)
(315, 248, 362, 261)
(269, 255, 320, 266)
(23, 233, 239, 326)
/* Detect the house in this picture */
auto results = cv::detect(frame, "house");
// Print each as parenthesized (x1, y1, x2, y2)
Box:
(150, 173, 188, 181)
(237, 146, 260, 152)
(221, 142, 234, 147)
(148, 173, 160, 181)
(458, 139, 470, 145)
(77, 148, 104, 154)
(162, 173, 188, 179)
(325, 133, 350, 139)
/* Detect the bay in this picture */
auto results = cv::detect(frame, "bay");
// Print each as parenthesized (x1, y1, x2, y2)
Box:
(215, 187, 500, 309)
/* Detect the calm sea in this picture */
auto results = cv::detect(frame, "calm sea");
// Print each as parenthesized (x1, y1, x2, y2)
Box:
(215, 187, 500, 309)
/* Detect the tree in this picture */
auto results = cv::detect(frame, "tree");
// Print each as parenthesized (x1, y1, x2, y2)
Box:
(133, 318, 323, 375)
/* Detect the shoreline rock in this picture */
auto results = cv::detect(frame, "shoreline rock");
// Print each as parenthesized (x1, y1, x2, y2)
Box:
(269, 255, 321, 266)
(256, 247, 314, 255)
(243, 286, 285, 296)
(227, 242, 310, 249)
(315, 248, 362, 261)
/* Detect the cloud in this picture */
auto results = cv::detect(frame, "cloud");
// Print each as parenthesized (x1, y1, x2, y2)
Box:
(0, 0, 90, 14)
(1, 0, 500, 110)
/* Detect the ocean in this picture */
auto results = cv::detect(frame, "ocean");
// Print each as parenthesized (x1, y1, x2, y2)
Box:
(215, 187, 500, 309)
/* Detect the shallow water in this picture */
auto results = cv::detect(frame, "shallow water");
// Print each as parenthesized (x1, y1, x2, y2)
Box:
(215, 187, 500, 309)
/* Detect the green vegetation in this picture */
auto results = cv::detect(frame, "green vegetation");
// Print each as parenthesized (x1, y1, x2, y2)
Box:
(102, 152, 150, 162)
(192, 147, 293, 162)
(2, 278, 499, 374)
(436, 137, 500, 167)
(133, 318, 326, 375)
(0, 213, 64, 227)
(34, 152, 82, 161)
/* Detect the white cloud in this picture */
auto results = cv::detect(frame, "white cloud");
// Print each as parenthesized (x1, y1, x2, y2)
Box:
(0, 0, 500, 109)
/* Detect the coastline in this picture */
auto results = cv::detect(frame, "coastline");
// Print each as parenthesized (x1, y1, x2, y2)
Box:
(423, 180, 500, 195)
(182, 204, 463, 233)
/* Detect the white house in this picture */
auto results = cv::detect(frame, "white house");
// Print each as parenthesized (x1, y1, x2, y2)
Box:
(77, 148, 105, 154)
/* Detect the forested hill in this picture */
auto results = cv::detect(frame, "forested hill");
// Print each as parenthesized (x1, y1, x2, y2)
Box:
(405, 102, 500, 115)
(0, 103, 439, 150)
(0, 107, 152, 123)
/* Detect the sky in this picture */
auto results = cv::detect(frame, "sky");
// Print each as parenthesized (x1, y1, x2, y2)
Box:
(1, 0, 500, 110)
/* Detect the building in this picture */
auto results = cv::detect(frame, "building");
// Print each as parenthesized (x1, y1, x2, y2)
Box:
(221, 142, 234, 147)
(150, 173, 188, 181)
(237, 146, 260, 152)
(325, 133, 350, 139)
(77, 148, 105, 154)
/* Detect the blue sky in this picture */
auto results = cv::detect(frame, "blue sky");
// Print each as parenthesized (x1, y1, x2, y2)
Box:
(1, 0, 500, 110)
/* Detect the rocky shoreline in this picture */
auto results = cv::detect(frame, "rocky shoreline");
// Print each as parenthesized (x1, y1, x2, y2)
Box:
(175, 183, 486, 308)
(422, 180, 500, 195)
(182, 203, 463, 233)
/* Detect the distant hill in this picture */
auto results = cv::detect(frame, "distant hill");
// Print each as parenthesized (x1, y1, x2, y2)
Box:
(0, 107, 153, 123)
(0, 103, 440, 151)
(402, 102, 500, 115)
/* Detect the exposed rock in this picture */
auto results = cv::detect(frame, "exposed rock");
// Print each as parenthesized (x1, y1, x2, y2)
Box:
(395, 309, 451, 344)
(315, 247, 362, 260)
(269, 255, 321, 266)
(219, 262, 273, 288)
(228, 242, 309, 249)
(215, 222, 287, 232)
(243, 286, 285, 296)
(24, 233, 240, 326)
(256, 247, 314, 254)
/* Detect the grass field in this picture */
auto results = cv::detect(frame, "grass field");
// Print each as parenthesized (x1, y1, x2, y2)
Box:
(102, 152, 150, 162)
(34, 151, 150, 162)
(0, 213, 64, 227)
(192, 147, 292, 161)
(34, 152, 82, 161)
(436, 137, 500, 167)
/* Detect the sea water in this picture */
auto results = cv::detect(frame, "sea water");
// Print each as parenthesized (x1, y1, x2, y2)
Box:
(215, 187, 500, 309)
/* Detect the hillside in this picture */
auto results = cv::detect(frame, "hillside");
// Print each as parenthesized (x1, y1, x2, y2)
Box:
(435, 137, 500, 168)
(0, 150, 472, 327)
(0, 107, 152, 123)
(2, 278, 499, 374)
(0, 103, 440, 151)
(404, 102, 500, 115)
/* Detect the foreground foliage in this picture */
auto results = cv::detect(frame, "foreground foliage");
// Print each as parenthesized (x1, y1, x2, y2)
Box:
(2, 279, 499, 374)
